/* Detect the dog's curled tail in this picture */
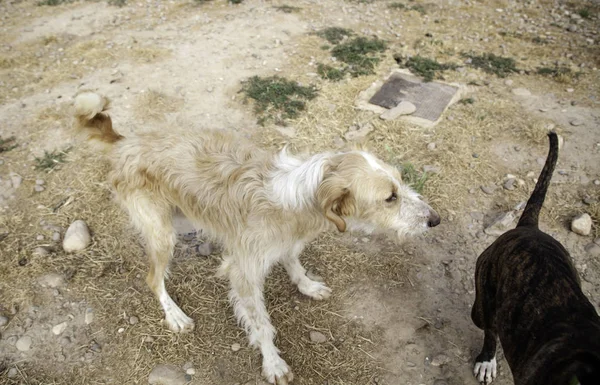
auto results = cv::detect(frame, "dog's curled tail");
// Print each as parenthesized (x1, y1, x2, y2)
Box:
(74, 92, 123, 150)
(517, 132, 559, 228)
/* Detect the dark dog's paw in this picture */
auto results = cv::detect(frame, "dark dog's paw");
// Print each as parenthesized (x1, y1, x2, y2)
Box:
(474, 358, 497, 384)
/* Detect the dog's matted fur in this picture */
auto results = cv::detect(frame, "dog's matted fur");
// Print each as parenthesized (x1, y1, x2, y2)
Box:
(73, 92, 440, 384)
(471, 132, 600, 385)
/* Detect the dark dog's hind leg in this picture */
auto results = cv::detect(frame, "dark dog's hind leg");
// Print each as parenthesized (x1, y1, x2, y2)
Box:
(474, 329, 498, 384)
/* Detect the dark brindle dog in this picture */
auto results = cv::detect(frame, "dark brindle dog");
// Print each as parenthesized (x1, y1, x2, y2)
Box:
(471, 132, 600, 385)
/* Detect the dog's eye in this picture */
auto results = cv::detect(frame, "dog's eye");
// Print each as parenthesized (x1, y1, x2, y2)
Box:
(385, 192, 397, 203)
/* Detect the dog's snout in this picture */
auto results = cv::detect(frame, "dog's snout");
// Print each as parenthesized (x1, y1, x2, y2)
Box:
(427, 210, 441, 228)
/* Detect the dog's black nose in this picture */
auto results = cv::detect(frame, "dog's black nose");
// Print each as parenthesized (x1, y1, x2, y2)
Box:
(427, 210, 441, 228)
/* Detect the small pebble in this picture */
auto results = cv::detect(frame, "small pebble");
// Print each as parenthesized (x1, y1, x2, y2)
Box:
(129, 316, 139, 325)
(309, 331, 327, 343)
(570, 119, 584, 126)
(7, 368, 18, 378)
(52, 232, 61, 241)
(16, 335, 33, 351)
(427, 142, 436, 151)
(35, 179, 45, 185)
(85, 308, 94, 325)
(0, 315, 8, 327)
(585, 243, 600, 257)
(186, 368, 196, 375)
(430, 353, 450, 367)
(196, 242, 213, 256)
(34, 185, 45, 192)
(480, 185, 496, 195)
(118, 327, 125, 333)
(90, 341, 102, 352)
(231, 343, 241, 352)
(571, 213, 592, 236)
(52, 322, 67, 335)
(503, 178, 516, 191)
(36, 235, 44, 241)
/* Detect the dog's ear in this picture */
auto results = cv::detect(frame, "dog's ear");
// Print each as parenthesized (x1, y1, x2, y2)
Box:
(317, 175, 356, 232)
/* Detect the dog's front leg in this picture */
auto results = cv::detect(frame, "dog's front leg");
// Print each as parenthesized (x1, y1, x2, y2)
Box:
(474, 329, 498, 384)
(227, 263, 293, 385)
(282, 242, 331, 300)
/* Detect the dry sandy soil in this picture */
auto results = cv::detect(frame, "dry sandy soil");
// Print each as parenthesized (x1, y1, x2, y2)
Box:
(1, 0, 599, 384)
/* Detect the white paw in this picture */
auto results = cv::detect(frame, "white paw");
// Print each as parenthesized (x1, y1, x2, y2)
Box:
(262, 355, 294, 385)
(474, 358, 497, 384)
(298, 279, 332, 300)
(164, 307, 195, 333)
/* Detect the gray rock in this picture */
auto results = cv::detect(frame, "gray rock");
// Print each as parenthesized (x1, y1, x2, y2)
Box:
(16, 335, 33, 351)
(379, 101, 417, 120)
(90, 341, 102, 352)
(423, 165, 441, 174)
(231, 343, 241, 352)
(512, 88, 531, 96)
(585, 243, 600, 257)
(148, 364, 190, 385)
(7, 367, 18, 378)
(85, 308, 94, 325)
(34, 185, 45, 192)
(430, 353, 450, 367)
(35, 179, 45, 185)
(129, 316, 139, 325)
(33, 246, 51, 256)
(480, 185, 496, 195)
(9, 173, 22, 189)
(52, 321, 67, 335)
(0, 315, 8, 327)
(484, 211, 517, 236)
(503, 178, 516, 190)
(52, 232, 61, 242)
(309, 331, 327, 343)
(567, 24, 578, 32)
(38, 273, 65, 288)
(63, 220, 91, 252)
(196, 242, 213, 257)
(571, 214, 592, 236)
(570, 119, 584, 126)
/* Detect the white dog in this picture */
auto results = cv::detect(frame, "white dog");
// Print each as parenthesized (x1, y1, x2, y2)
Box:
(73, 92, 440, 384)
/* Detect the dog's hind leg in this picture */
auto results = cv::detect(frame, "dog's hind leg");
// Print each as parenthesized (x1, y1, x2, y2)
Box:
(227, 261, 293, 385)
(124, 191, 194, 333)
(282, 242, 331, 300)
(474, 329, 498, 384)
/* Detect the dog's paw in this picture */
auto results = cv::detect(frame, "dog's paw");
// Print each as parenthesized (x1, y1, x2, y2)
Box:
(474, 358, 497, 384)
(164, 307, 195, 333)
(298, 279, 332, 300)
(262, 356, 294, 385)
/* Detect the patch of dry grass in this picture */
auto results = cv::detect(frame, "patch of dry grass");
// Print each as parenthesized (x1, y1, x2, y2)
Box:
(133, 89, 184, 122)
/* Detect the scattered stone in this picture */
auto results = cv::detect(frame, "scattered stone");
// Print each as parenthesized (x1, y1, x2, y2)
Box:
(0, 315, 8, 327)
(427, 142, 436, 151)
(309, 331, 327, 343)
(504, 79, 513, 86)
(34, 185, 45, 192)
(90, 341, 102, 352)
(430, 353, 450, 367)
(36, 235, 44, 241)
(52, 322, 67, 335)
(503, 178, 516, 191)
(423, 165, 441, 174)
(484, 211, 517, 236)
(566, 88, 575, 93)
(52, 232, 61, 242)
(185, 368, 195, 375)
(571, 214, 592, 236)
(16, 335, 33, 351)
(231, 343, 241, 352)
(526, 171, 535, 178)
(570, 119, 584, 126)
(148, 364, 190, 385)
(33, 246, 51, 256)
(585, 243, 600, 257)
(480, 185, 496, 195)
(129, 316, 139, 325)
(85, 308, 94, 325)
(63, 220, 92, 252)
(38, 273, 65, 288)
(379, 101, 417, 120)
(10, 173, 22, 189)
(344, 123, 374, 141)
(7, 367, 18, 378)
(595, 180, 600, 186)
(144, 336, 155, 343)
(583, 195, 598, 205)
(567, 24, 578, 32)
(36, 179, 45, 185)
(118, 327, 125, 333)
(512, 88, 531, 96)
(332, 136, 345, 148)
(196, 242, 213, 257)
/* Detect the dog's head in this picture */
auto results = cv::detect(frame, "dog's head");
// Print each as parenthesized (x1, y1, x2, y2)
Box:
(317, 152, 440, 238)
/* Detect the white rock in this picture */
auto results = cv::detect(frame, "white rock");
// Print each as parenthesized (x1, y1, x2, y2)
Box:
(7, 367, 18, 378)
(571, 214, 592, 236)
(196, 242, 213, 256)
(148, 364, 189, 385)
(85, 308, 94, 325)
(10, 173, 22, 189)
(427, 142, 436, 151)
(0, 315, 8, 326)
(16, 336, 33, 351)
(484, 211, 517, 236)
(379, 101, 417, 120)
(52, 232, 61, 241)
(231, 343, 241, 352)
(33, 246, 50, 256)
(185, 368, 195, 375)
(504, 79, 513, 86)
(129, 316, 139, 325)
(431, 353, 450, 367)
(63, 220, 91, 252)
(512, 88, 531, 96)
(309, 331, 327, 343)
(52, 322, 68, 335)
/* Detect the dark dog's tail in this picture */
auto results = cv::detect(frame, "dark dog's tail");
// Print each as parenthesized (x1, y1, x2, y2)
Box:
(516, 132, 559, 227)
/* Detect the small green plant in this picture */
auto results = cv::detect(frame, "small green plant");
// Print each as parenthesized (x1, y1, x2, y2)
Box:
(331, 36, 387, 76)
(316, 27, 354, 45)
(37, 0, 70, 5)
(458, 97, 475, 105)
(108, 0, 127, 6)
(273, 5, 301, 13)
(0, 136, 17, 153)
(230, 0, 243, 4)
(35, 148, 70, 172)
(403, 55, 456, 82)
(464, 53, 518, 78)
(317, 63, 346, 81)
(410, 4, 427, 14)
(241, 76, 318, 125)
(389, 2, 406, 9)
(532, 36, 548, 45)
(399, 163, 428, 194)
(536, 66, 571, 77)
(577, 8, 591, 19)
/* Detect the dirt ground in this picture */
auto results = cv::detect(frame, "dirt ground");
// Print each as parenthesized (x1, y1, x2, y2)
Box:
(1, 0, 599, 384)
